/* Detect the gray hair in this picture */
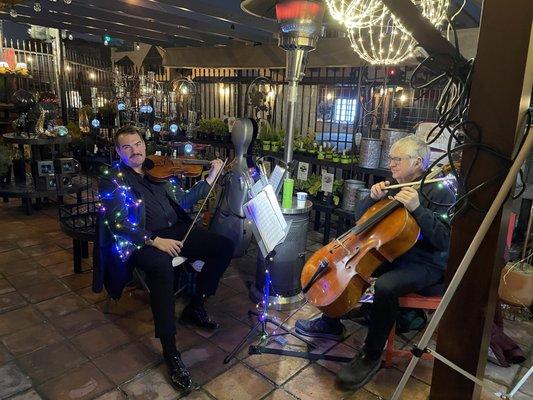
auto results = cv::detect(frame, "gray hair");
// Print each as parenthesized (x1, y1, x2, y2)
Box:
(390, 135, 430, 171)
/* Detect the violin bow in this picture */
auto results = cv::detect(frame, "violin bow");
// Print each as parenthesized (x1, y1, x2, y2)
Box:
(181, 158, 228, 245)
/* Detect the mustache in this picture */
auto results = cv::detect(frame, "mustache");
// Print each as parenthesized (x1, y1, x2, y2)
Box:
(130, 153, 143, 158)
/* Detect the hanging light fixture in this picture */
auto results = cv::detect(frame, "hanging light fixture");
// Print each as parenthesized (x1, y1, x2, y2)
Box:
(325, 0, 386, 29)
(346, 0, 450, 65)
(347, 10, 416, 65)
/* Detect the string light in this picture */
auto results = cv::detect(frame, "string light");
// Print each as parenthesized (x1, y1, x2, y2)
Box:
(98, 165, 182, 261)
(343, 0, 450, 65)
(325, 0, 386, 29)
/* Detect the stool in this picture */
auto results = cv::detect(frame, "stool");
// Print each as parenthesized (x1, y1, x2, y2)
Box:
(384, 291, 443, 367)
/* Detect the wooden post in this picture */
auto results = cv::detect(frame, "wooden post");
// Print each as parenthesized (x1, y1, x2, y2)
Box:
(429, 1, 533, 399)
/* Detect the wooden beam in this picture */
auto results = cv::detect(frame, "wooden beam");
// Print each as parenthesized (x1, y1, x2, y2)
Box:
(431, 0, 533, 398)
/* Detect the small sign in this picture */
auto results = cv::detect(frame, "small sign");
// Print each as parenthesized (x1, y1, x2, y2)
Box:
(321, 172, 334, 193)
(297, 162, 309, 181)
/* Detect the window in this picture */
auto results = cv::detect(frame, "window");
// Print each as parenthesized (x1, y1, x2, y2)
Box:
(333, 98, 357, 123)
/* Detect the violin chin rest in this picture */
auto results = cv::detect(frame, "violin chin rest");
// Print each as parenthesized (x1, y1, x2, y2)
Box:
(143, 158, 155, 170)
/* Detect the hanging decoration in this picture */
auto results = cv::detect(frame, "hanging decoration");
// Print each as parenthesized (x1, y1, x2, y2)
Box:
(347, 10, 417, 65)
(345, 0, 450, 65)
(325, 0, 386, 29)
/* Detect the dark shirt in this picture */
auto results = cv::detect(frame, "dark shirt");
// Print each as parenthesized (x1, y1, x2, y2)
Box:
(355, 178, 456, 270)
(129, 172, 179, 231)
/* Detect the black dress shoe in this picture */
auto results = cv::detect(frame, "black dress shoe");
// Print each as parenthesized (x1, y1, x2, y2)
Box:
(165, 354, 192, 392)
(295, 315, 345, 341)
(180, 304, 219, 330)
(336, 350, 381, 390)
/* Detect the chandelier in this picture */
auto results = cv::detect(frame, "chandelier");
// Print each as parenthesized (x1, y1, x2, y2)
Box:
(331, 0, 450, 65)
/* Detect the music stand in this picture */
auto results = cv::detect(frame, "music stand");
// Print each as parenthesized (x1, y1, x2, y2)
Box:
(223, 185, 351, 364)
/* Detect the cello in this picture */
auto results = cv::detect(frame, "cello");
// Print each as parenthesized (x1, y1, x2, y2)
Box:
(300, 165, 450, 317)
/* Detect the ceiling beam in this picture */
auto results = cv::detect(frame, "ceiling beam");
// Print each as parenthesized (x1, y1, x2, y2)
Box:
(80, 0, 275, 44)
(14, 4, 201, 47)
(39, 1, 235, 46)
(0, 11, 175, 48)
(149, 0, 278, 33)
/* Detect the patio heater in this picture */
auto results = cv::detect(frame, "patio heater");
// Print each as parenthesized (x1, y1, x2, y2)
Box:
(241, 0, 325, 169)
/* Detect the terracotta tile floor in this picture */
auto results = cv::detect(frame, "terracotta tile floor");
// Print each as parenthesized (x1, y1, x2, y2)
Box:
(0, 197, 531, 400)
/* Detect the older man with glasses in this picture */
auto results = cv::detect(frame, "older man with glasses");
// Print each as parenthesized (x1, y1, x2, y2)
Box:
(295, 135, 455, 390)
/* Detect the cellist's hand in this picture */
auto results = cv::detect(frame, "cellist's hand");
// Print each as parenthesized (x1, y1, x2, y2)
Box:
(206, 158, 224, 186)
(370, 181, 390, 201)
(394, 187, 420, 212)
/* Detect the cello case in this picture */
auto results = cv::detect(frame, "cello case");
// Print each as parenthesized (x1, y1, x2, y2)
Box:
(209, 118, 257, 257)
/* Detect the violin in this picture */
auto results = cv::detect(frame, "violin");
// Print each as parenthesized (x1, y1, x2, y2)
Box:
(300, 165, 452, 317)
(145, 154, 212, 181)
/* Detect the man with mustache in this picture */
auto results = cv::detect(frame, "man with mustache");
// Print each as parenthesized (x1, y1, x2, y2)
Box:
(96, 125, 234, 392)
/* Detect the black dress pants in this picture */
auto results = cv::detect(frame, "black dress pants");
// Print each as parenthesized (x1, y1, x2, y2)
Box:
(362, 259, 443, 358)
(128, 222, 235, 338)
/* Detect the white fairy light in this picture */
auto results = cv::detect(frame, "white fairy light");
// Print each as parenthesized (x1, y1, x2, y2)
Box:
(347, 0, 450, 65)
(325, 0, 386, 29)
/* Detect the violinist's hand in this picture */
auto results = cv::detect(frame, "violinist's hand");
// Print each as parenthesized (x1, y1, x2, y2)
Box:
(152, 237, 183, 257)
(370, 181, 390, 201)
(394, 187, 420, 212)
(206, 158, 224, 186)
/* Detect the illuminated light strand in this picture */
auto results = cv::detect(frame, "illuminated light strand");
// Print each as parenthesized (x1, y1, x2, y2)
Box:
(98, 164, 175, 260)
(343, 0, 450, 65)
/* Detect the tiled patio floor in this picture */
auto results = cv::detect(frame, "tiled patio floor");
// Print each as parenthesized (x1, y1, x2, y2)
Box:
(0, 197, 531, 400)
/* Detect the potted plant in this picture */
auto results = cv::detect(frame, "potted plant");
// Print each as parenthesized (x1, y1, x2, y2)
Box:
(323, 143, 335, 160)
(332, 178, 344, 206)
(0, 144, 13, 186)
(332, 151, 340, 163)
(317, 145, 325, 160)
(212, 118, 229, 142)
(499, 255, 533, 309)
(259, 122, 272, 151)
(270, 130, 280, 152)
(198, 119, 212, 140)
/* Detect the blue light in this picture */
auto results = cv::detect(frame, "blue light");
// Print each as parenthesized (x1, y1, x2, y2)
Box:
(184, 143, 193, 154)
(91, 118, 100, 128)
(117, 102, 126, 111)
(140, 105, 153, 114)
(153, 124, 162, 132)
(170, 124, 178, 134)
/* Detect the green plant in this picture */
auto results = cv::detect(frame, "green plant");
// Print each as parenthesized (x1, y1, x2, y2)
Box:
(198, 118, 212, 134)
(259, 121, 272, 141)
(332, 179, 344, 206)
(211, 118, 229, 136)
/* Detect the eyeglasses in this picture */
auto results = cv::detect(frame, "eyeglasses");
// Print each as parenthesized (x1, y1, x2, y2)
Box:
(388, 155, 413, 165)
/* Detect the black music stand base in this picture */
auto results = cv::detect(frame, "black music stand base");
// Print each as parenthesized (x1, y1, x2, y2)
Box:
(223, 310, 352, 364)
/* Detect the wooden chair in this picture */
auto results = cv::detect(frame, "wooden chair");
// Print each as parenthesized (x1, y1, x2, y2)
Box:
(384, 289, 443, 367)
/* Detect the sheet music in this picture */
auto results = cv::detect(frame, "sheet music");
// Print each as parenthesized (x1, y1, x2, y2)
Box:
(269, 165, 286, 195)
(244, 184, 287, 254)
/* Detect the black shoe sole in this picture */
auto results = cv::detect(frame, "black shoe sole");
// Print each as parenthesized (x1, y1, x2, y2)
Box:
(294, 326, 344, 342)
(336, 360, 382, 391)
